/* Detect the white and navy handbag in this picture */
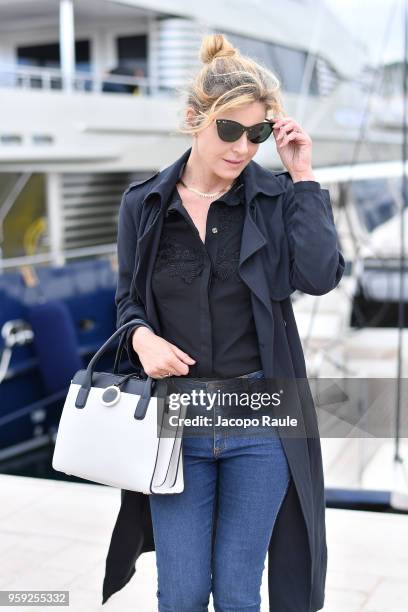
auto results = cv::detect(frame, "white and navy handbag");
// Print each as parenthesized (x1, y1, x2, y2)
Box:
(52, 319, 185, 495)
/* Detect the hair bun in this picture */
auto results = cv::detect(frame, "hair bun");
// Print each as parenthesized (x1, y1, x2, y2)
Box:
(200, 34, 237, 64)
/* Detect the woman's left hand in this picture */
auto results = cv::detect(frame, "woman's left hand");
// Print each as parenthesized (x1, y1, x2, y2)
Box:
(272, 117, 314, 178)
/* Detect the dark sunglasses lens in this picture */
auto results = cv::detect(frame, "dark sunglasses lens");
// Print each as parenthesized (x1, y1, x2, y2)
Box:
(217, 121, 242, 142)
(248, 122, 273, 143)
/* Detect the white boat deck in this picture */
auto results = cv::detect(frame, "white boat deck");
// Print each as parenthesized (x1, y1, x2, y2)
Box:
(0, 473, 407, 612)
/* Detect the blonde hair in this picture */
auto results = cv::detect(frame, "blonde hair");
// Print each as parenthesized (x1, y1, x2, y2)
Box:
(178, 33, 285, 135)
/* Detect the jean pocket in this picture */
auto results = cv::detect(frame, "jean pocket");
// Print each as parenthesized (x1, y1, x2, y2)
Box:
(243, 369, 265, 380)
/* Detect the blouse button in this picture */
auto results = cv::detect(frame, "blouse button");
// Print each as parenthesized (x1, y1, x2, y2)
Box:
(211, 227, 218, 234)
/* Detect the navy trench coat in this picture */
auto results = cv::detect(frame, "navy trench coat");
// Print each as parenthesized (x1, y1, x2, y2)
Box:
(102, 146, 345, 611)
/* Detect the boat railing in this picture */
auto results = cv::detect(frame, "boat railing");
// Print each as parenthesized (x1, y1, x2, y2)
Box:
(0, 63, 157, 95)
(0, 243, 117, 272)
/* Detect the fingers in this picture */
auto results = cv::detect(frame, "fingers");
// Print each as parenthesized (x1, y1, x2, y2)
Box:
(172, 346, 196, 364)
(155, 360, 188, 378)
(277, 130, 302, 147)
(274, 117, 300, 135)
(144, 346, 196, 379)
(162, 346, 196, 377)
(274, 121, 298, 142)
(158, 369, 174, 378)
(146, 361, 188, 378)
(273, 118, 310, 148)
(273, 116, 301, 131)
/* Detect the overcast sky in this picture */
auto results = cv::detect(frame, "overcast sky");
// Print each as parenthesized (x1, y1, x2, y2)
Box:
(325, 0, 406, 65)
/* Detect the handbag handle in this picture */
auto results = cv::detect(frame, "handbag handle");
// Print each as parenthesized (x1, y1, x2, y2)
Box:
(113, 322, 149, 376)
(113, 330, 127, 375)
(74, 319, 157, 419)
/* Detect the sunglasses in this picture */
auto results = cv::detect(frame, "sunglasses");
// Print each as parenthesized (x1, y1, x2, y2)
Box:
(215, 118, 275, 144)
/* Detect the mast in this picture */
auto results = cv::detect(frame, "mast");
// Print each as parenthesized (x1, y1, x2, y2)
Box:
(394, 0, 408, 462)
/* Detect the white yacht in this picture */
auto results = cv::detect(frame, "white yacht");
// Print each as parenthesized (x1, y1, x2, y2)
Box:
(0, 0, 403, 266)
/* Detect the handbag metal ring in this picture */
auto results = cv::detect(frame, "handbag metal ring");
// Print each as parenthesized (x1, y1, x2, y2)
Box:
(101, 385, 121, 406)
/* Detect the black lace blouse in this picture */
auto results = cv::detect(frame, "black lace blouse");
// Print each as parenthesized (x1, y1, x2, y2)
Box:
(150, 167, 262, 378)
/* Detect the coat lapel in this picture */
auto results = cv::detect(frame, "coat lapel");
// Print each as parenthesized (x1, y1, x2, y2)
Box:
(239, 201, 271, 317)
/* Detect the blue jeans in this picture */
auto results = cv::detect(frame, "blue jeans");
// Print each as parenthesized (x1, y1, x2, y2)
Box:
(149, 369, 292, 612)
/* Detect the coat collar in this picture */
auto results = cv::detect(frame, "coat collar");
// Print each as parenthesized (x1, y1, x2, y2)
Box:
(165, 161, 244, 217)
(142, 146, 286, 209)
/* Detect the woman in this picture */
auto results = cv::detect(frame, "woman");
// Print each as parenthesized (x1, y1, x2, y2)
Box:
(102, 34, 345, 612)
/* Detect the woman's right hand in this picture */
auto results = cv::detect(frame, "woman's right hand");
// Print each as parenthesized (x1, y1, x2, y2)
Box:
(131, 326, 196, 378)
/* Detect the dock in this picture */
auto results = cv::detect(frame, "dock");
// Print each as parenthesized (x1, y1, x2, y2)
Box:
(0, 473, 407, 611)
